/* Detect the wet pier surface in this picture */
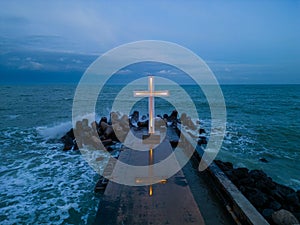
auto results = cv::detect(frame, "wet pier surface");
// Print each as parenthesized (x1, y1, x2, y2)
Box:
(94, 128, 234, 225)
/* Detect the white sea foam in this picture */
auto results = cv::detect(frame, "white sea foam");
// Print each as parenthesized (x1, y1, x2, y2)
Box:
(0, 125, 105, 223)
(6, 114, 20, 119)
(36, 121, 72, 140)
(0, 132, 101, 224)
(290, 178, 300, 186)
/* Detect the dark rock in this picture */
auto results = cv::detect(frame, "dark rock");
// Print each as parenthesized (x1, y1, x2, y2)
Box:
(197, 136, 207, 145)
(129, 111, 139, 127)
(232, 167, 249, 179)
(137, 120, 148, 127)
(249, 169, 268, 180)
(238, 177, 255, 187)
(224, 170, 238, 184)
(262, 208, 275, 220)
(284, 205, 297, 214)
(63, 128, 75, 140)
(61, 128, 75, 150)
(73, 142, 79, 150)
(99, 116, 108, 124)
(193, 152, 201, 162)
(286, 192, 300, 206)
(214, 160, 233, 171)
(199, 128, 206, 134)
(94, 176, 108, 192)
(245, 188, 268, 209)
(106, 146, 114, 152)
(270, 189, 286, 203)
(297, 190, 300, 200)
(163, 114, 168, 120)
(271, 209, 299, 225)
(204, 160, 300, 223)
(259, 157, 269, 163)
(256, 178, 276, 193)
(269, 201, 282, 211)
(266, 177, 276, 189)
(239, 185, 247, 194)
(62, 136, 74, 151)
(293, 212, 300, 223)
(168, 110, 178, 125)
(275, 183, 295, 199)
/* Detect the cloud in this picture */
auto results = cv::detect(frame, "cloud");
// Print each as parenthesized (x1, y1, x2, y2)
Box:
(0, 2, 120, 53)
(157, 69, 177, 75)
(0, 1, 298, 84)
(116, 69, 132, 75)
(72, 59, 82, 64)
(19, 61, 43, 70)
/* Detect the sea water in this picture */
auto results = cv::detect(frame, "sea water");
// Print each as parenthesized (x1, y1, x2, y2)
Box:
(0, 84, 299, 224)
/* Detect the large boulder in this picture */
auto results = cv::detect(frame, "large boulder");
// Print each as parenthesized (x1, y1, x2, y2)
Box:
(286, 192, 300, 206)
(244, 188, 269, 209)
(61, 128, 75, 151)
(297, 190, 300, 201)
(262, 208, 275, 220)
(256, 177, 276, 194)
(214, 160, 233, 171)
(276, 183, 295, 198)
(271, 209, 299, 225)
(238, 177, 255, 187)
(224, 170, 238, 184)
(249, 169, 268, 180)
(269, 200, 282, 211)
(232, 167, 249, 179)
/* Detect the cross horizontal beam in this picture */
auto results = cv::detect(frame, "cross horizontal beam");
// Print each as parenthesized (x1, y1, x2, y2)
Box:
(133, 91, 169, 97)
(135, 177, 167, 185)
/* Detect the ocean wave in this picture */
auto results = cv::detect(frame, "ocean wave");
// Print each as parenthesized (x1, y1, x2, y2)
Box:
(290, 178, 300, 186)
(0, 122, 103, 224)
(6, 114, 20, 120)
(63, 97, 73, 101)
(35, 112, 104, 141)
(36, 122, 72, 140)
(0, 146, 100, 225)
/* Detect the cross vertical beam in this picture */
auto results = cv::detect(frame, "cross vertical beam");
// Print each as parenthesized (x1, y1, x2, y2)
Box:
(149, 76, 154, 133)
(134, 76, 169, 134)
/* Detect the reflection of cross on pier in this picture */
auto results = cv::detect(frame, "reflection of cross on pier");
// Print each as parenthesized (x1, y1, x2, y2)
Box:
(135, 148, 167, 196)
(134, 76, 169, 196)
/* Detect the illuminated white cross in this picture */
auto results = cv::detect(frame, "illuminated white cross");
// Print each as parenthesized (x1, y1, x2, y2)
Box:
(134, 76, 169, 134)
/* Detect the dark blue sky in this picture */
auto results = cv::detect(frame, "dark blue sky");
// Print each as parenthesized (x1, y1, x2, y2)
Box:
(0, 1, 299, 84)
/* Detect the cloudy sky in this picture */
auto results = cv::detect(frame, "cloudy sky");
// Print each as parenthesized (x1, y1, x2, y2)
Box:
(0, 1, 299, 84)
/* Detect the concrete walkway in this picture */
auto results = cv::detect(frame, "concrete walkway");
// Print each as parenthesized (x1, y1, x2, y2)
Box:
(94, 129, 205, 225)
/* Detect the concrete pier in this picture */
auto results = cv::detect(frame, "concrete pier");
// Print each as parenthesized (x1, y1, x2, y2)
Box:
(94, 126, 267, 225)
(94, 129, 205, 225)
